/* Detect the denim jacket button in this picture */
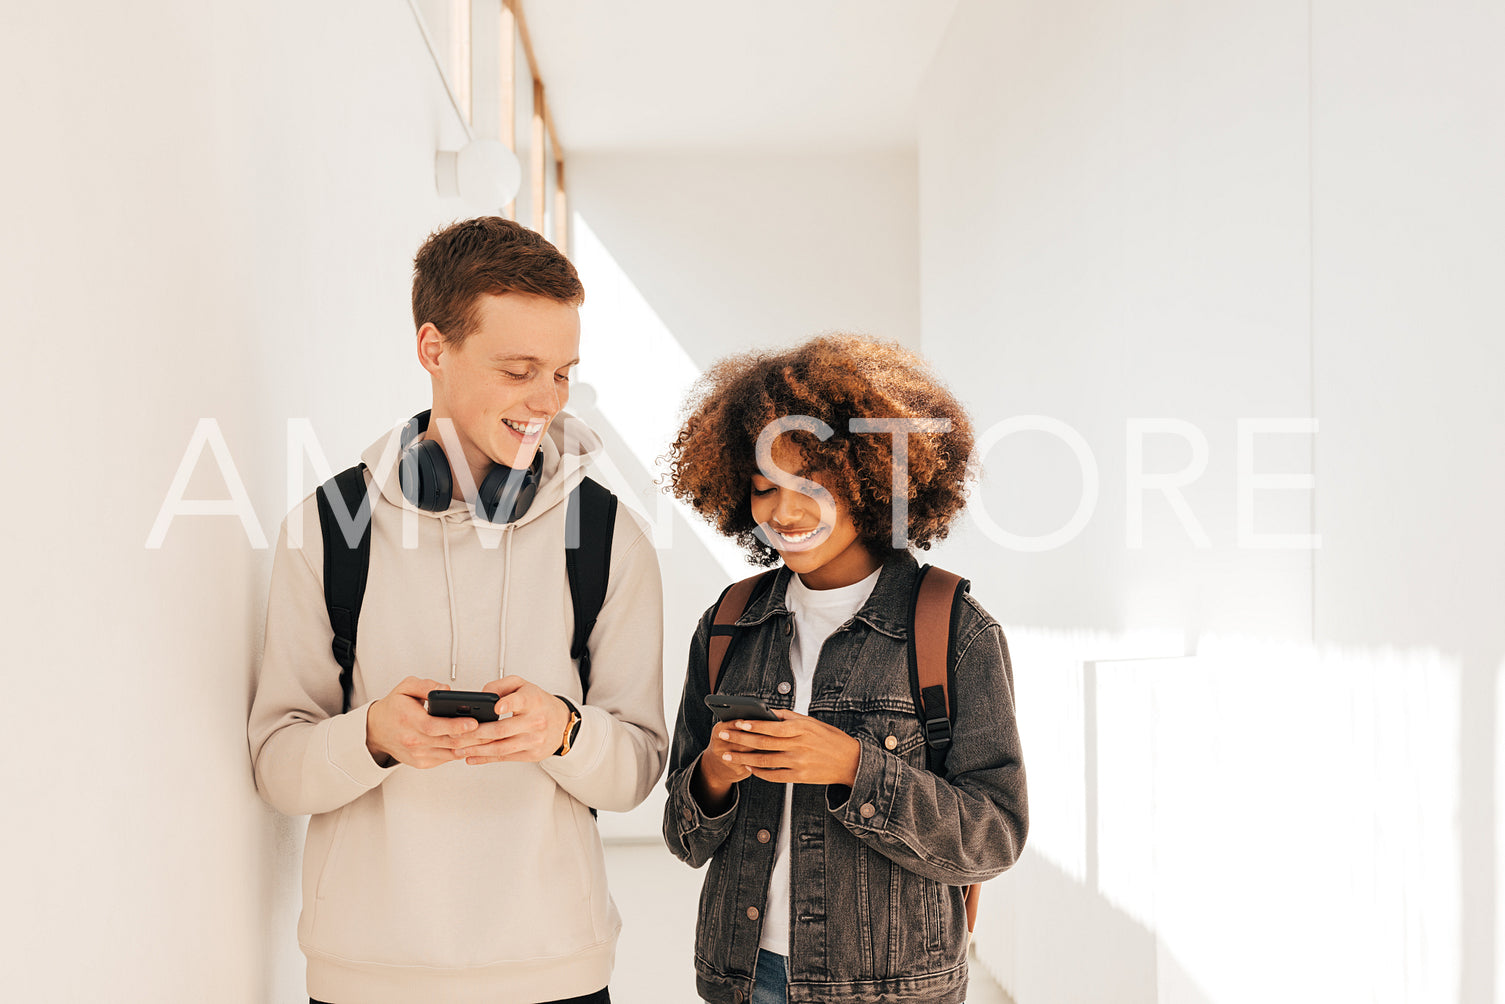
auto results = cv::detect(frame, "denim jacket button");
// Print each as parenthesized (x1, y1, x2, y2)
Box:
(777, 681, 792, 695)
(884, 735, 898, 750)
(860, 802, 876, 819)
(746, 906, 760, 920)
(784, 620, 793, 636)
(757, 828, 772, 843)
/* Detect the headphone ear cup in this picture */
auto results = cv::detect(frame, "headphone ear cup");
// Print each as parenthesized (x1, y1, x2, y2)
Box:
(399, 438, 453, 511)
(477, 462, 538, 523)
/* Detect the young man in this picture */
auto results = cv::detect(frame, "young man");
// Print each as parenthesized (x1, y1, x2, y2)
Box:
(249, 217, 667, 1003)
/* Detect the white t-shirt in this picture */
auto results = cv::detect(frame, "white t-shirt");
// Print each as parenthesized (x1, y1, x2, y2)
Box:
(760, 565, 882, 957)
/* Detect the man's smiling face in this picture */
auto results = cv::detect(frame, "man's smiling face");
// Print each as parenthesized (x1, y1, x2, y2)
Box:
(420, 291, 581, 492)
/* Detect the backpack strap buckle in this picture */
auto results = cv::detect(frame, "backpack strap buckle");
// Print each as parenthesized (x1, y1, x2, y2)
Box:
(909, 565, 968, 773)
(919, 684, 953, 751)
(922, 716, 953, 750)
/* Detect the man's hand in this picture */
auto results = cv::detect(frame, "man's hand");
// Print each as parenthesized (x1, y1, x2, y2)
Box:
(457, 676, 572, 765)
(715, 710, 861, 787)
(366, 677, 480, 769)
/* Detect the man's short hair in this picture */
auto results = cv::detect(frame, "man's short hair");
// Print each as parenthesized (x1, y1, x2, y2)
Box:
(412, 217, 584, 346)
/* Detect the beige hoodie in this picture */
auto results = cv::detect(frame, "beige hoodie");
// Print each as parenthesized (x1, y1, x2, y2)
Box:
(249, 413, 667, 1003)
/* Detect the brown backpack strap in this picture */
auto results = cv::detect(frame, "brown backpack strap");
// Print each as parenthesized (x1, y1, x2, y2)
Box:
(911, 565, 982, 933)
(707, 570, 778, 693)
(913, 567, 963, 708)
(912, 565, 967, 766)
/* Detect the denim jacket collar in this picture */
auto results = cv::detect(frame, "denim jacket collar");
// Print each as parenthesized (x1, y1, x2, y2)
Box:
(734, 550, 919, 640)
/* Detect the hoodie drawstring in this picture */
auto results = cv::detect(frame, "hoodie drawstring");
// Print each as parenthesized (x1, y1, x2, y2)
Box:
(440, 516, 459, 682)
(441, 516, 516, 685)
(497, 524, 515, 679)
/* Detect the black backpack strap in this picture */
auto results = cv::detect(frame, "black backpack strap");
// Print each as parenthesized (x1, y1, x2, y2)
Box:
(908, 564, 969, 775)
(316, 464, 373, 714)
(565, 477, 617, 699)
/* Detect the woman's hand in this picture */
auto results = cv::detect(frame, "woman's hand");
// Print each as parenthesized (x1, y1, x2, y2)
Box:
(716, 710, 861, 787)
(691, 725, 753, 813)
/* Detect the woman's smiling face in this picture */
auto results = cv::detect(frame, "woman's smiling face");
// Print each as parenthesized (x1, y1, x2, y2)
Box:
(748, 440, 882, 590)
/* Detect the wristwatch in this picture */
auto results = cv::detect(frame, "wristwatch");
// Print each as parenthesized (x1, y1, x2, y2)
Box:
(553, 696, 583, 757)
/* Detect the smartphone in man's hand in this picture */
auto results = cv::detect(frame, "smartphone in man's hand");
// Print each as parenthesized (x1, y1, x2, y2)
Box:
(427, 690, 506, 723)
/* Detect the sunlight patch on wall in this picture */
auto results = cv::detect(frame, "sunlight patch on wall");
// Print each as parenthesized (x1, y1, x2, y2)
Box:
(990, 629, 1460, 1004)
(1007, 627, 1187, 885)
(570, 210, 748, 576)
(1158, 638, 1458, 1003)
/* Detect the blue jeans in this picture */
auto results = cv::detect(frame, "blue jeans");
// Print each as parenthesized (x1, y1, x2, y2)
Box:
(752, 949, 787, 1004)
(700, 950, 789, 1004)
(703, 953, 966, 1004)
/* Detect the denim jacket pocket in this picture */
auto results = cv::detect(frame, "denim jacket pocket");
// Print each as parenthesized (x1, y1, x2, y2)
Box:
(832, 706, 927, 766)
(840, 836, 959, 978)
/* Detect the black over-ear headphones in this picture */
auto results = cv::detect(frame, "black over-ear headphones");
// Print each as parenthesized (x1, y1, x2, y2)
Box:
(398, 410, 541, 523)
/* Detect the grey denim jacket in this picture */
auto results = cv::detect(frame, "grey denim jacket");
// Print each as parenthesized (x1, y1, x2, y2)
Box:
(662, 552, 1028, 1004)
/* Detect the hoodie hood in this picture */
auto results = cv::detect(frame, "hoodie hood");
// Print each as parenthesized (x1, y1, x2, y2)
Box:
(360, 410, 603, 528)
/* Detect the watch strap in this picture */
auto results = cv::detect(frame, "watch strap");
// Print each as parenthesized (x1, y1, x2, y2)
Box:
(553, 695, 583, 756)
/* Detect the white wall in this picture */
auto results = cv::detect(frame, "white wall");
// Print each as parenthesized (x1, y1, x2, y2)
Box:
(0, 1, 474, 998)
(921, 0, 1314, 643)
(568, 150, 921, 366)
(918, 1, 1503, 1002)
(1309, 5, 1505, 999)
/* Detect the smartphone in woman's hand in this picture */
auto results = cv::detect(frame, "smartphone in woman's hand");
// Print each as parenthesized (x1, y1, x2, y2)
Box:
(703, 694, 781, 722)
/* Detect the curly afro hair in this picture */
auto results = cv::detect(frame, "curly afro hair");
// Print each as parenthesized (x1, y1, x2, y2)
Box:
(665, 334, 976, 566)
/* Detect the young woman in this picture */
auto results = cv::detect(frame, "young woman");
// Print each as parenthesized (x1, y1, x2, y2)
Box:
(661, 334, 1028, 1004)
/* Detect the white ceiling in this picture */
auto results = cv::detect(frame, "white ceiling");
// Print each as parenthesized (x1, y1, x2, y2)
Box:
(521, 0, 962, 154)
